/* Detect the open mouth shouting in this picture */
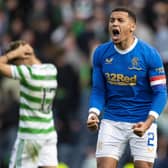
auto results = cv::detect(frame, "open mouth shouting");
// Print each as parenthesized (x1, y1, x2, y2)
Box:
(111, 28, 120, 42)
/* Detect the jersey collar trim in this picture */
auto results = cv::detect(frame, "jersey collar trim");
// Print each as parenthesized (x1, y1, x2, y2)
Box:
(114, 37, 138, 54)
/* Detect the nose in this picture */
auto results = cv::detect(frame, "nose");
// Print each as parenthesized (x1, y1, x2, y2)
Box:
(112, 19, 119, 26)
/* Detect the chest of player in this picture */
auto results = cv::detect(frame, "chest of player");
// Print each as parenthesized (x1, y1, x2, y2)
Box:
(102, 54, 147, 86)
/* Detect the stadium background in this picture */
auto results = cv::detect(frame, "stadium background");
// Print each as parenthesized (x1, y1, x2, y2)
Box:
(0, 0, 168, 167)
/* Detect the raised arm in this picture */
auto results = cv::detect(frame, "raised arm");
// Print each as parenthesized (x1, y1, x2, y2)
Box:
(0, 42, 33, 77)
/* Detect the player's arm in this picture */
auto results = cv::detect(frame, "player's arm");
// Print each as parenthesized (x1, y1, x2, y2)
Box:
(0, 42, 33, 77)
(147, 49, 167, 120)
(87, 46, 106, 131)
(133, 48, 167, 137)
(132, 115, 156, 137)
(0, 51, 18, 77)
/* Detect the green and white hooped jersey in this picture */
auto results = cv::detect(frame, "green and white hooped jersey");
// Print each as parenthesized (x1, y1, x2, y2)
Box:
(11, 64, 57, 139)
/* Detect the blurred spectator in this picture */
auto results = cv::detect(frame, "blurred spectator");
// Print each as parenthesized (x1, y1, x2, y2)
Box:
(49, 0, 63, 29)
(61, 0, 74, 27)
(74, 0, 93, 20)
(152, 1, 168, 82)
(0, 9, 8, 37)
(52, 46, 81, 168)
(9, 17, 24, 40)
(0, 89, 19, 167)
(62, 32, 84, 71)
(82, 147, 96, 168)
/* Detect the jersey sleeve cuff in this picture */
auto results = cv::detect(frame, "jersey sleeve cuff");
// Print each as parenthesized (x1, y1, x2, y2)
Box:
(89, 107, 100, 116)
(10, 65, 15, 78)
(149, 111, 159, 120)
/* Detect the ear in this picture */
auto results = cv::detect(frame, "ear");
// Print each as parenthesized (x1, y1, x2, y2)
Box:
(130, 23, 136, 32)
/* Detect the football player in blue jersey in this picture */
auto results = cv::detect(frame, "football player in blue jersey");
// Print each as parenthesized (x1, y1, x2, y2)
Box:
(87, 7, 167, 168)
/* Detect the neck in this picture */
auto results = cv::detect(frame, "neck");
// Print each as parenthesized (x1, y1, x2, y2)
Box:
(29, 55, 41, 65)
(115, 36, 135, 50)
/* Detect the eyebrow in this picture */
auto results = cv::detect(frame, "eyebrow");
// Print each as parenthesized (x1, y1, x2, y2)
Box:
(109, 16, 127, 20)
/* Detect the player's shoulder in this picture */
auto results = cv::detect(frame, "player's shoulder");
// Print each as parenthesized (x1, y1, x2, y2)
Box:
(30, 63, 57, 74)
(42, 63, 56, 69)
(137, 39, 162, 65)
(96, 41, 114, 51)
(43, 63, 58, 74)
(137, 39, 158, 53)
(93, 41, 114, 59)
(31, 63, 56, 70)
(92, 41, 114, 64)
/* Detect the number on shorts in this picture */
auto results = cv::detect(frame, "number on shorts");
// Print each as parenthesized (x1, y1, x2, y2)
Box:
(147, 132, 154, 146)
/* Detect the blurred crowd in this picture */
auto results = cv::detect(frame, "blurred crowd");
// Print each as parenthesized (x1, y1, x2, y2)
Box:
(0, 0, 168, 168)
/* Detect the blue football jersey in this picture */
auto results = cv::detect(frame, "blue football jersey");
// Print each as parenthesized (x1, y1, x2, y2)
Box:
(89, 38, 167, 122)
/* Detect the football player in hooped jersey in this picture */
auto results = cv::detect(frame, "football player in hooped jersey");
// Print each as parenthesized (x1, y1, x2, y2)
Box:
(87, 8, 167, 168)
(0, 41, 58, 168)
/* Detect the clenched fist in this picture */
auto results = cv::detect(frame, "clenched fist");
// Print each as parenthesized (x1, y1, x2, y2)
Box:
(86, 112, 99, 131)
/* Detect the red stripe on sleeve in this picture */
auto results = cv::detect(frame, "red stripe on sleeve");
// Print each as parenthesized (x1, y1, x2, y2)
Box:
(150, 75, 166, 81)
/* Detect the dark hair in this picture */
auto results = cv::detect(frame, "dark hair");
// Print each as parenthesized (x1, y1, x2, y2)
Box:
(4, 40, 28, 64)
(4, 40, 26, 54)
(111, 8, 136, 23)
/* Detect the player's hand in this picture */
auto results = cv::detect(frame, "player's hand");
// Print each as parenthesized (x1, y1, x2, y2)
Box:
(86, 113, 99, 131)
(16, 44, 34, 58)
(6, 41, 34, 61)
(132, 122, 148, 137)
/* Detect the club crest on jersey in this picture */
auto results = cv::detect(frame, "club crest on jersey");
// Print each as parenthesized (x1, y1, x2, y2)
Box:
(105, 58, 113, 64)
(128, 57, 142, 71)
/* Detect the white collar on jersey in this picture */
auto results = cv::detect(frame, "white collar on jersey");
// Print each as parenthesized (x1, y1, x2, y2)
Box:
(114, 37, 138, 54)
